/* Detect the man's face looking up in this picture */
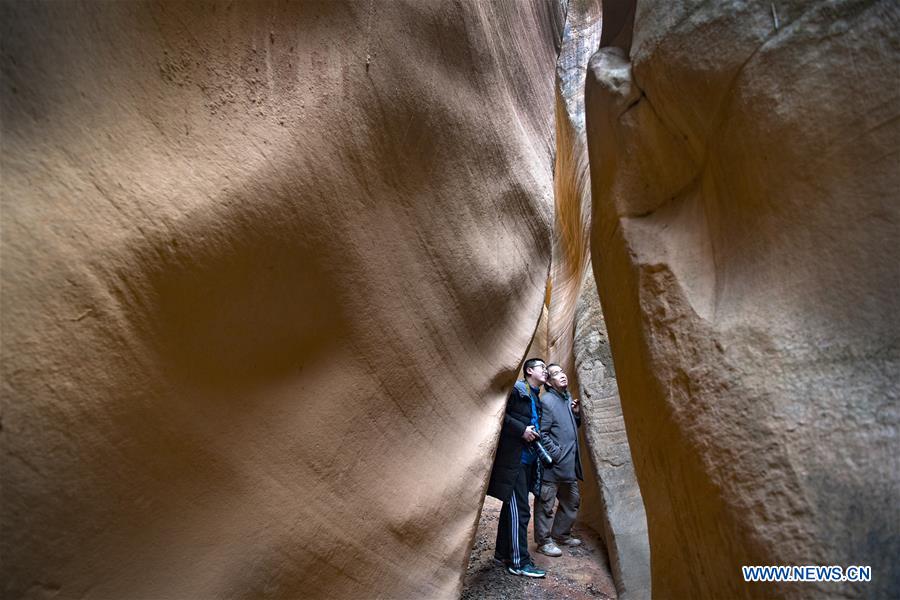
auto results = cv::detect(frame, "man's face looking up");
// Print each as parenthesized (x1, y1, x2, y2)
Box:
(548, 366, 567, 389)
(529, 362, 548, 384)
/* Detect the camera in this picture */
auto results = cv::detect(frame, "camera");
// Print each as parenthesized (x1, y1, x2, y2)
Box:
(532, 431, 553, 465)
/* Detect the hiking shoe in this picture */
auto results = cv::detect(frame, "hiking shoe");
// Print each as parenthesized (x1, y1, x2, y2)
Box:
(538, 542, 563, 557)
(557, 537, 582, 547)
(508, 563, 546, 578)
(492, 555, 508, 566)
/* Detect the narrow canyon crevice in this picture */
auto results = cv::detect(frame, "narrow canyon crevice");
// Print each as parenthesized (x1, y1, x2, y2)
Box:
(462, 2, 651, 598)
(2, 1, 897, 599)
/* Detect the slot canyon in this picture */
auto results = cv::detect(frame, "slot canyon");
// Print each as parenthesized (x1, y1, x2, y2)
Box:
(1, 1, 897, 599)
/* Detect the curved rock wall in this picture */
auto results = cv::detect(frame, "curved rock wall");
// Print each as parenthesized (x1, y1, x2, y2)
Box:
(586, 1, 899, 598)
(0, 2, 558, 598)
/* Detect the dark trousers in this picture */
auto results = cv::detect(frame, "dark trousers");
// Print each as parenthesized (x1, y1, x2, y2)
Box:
(495, 462, 535, 568)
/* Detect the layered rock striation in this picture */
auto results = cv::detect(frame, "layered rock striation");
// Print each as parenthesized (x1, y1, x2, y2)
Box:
(574, 266, 651, 600)
(1, 2, 559, 598)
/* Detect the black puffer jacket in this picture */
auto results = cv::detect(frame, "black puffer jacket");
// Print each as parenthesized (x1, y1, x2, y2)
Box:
(487, 381, 543, 501)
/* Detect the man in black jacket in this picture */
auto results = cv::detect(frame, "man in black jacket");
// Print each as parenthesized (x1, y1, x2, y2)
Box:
(486, 357, 548, 578)
(534, 363, 583, 557)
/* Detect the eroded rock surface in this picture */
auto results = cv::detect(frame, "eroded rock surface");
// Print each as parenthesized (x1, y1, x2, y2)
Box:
(1, 3, 559, 598)
(586, 1, 899, 598)
(540, 3, 651, 598)
(545, 0, 600, 369)
(574, 267, 651, 600)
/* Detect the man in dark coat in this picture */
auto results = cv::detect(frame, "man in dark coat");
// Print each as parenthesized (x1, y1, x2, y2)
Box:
(486, 357, 548, 578)
(534, 363, 583, 557)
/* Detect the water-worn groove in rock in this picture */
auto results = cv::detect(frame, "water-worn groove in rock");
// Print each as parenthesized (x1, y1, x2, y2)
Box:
(526, 1, 652, 598)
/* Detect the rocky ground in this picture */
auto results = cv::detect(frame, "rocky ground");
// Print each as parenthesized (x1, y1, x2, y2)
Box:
(461, 497, 618, 600)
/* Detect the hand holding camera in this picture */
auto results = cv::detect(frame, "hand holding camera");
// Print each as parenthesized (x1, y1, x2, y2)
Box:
(522, 425, 553, 464)
(532, 428, 553, 466)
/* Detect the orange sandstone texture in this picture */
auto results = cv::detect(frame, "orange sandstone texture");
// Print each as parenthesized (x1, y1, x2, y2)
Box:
(0, 2, 559, 598)
(538, 1, 651, 598)
(586, 1, 899, 598)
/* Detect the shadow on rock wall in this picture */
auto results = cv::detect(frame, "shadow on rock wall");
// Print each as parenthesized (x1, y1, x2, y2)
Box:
(1, 2, 559, 598)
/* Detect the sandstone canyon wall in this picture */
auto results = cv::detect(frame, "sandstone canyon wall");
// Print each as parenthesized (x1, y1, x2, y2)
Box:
(574, 266, 651, 600)
(586, 1, 899, 598)
(1, 2, 560, 598)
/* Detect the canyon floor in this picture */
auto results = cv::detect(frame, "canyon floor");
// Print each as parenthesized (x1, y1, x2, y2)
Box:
(462, 496, 618, 600)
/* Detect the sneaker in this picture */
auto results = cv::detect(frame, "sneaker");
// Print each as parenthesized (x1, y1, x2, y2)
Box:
(507, 563, 546, 578)
(557, 537, 582, 547)
(538, 542, 563, 557)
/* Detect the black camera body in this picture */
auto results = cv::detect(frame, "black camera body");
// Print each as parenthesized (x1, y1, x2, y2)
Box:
(532, 431, 553, 465)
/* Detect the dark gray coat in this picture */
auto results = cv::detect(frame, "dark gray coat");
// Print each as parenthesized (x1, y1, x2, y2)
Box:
(539, 386, 583, 483)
